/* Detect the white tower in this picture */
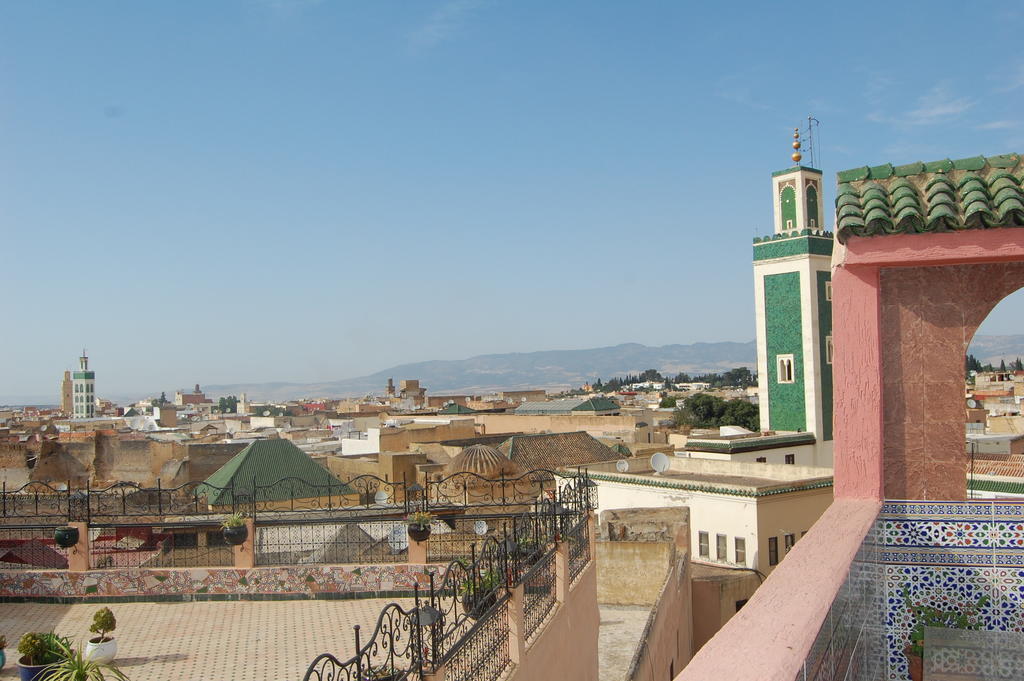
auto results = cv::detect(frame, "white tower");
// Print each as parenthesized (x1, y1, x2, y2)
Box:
(752, 130, 833, 465)
(72, 350, 96, 419)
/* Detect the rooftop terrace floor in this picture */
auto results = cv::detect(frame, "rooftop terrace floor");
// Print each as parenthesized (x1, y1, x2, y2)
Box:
(0, 598, 409, 681)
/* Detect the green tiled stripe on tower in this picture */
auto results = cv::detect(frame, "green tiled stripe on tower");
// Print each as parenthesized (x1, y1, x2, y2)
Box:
(753, 234, 833, 261)
(765, 272, 806, 432)
(817, 271, 833, 441)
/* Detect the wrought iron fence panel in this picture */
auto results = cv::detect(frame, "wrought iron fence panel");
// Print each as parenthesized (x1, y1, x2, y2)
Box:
(1, 481, 69, 520)
(255, 518, 408, 566)
(522, 550, 556, 640)
(301, 603, 418, 681)
(88, 523, 233, 569)
(566, 515, 590, 584)
(426, 469, 561, 509)
(0, 525, 69, 570)
(442, 596, 511, 681)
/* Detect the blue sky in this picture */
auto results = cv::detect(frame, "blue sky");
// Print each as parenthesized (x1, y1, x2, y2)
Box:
(2, 1, 1023, 401)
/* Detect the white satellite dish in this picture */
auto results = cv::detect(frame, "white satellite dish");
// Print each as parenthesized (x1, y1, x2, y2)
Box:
(615, 459, 629, 473)
(374, 490, 390, 505)
(262, 410, 271, 416)
(967, 398, 979, 409)
(473, 520, 488, 536)
(650, 452, 670, 474)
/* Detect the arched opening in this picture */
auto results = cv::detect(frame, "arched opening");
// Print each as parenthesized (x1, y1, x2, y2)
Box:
(780, 185, 796, 231)
(805, 184, 819, 229)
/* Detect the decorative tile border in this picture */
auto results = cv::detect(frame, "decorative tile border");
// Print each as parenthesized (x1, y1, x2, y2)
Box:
(0, 564, 441, 602)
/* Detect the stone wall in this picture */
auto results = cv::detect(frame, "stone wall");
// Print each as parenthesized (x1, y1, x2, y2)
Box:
(0, 564, 439, 602)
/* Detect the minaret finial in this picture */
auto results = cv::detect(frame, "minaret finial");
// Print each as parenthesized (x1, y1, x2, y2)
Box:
(791, 127, 802, 163)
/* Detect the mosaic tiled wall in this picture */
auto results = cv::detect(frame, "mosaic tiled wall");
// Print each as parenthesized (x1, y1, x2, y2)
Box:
(881, 500, 1024, 681)
(0, 564, 439, 602)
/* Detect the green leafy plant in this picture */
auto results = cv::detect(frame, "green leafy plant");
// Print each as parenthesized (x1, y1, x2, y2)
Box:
(457, 568, 501, 597)
(0, 634, 7, 649)
(88, 608, 116, 643)
(362, 664, 398, 679)
(45, 638, 128, 681)
(221, 513, 246, 528)
(902, 587, 989, 657)
(18, 631, 69, 666)
(406, 511, 433, 528)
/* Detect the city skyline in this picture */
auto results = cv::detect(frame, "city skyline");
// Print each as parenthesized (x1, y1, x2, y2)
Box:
(3, 2, 1023, 400)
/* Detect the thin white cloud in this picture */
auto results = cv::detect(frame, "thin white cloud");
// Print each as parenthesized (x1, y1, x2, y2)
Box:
(867, 82, 974, 127)
(713, 71, 771, 111)
(409, 0, 488, 52)
(994, 63, 1024, 93)
(976, 120, 1020, 131)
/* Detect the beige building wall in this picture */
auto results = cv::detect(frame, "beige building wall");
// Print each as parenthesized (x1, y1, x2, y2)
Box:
(628, 553, 692, 681)
(596, 541, 673, 604)
(690, 565, 761, 652)
(754, 487, 833, 573)
(475, 413, 652, 442)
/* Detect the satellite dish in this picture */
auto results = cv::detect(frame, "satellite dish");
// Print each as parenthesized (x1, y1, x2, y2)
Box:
(473, 520, 488, 536)
(650, 452, 670, 474)
(263, 410, 270, 416)
(615, 459, 629, 473)
(967, 399, 979, 409)
(374, 490, 390, 505)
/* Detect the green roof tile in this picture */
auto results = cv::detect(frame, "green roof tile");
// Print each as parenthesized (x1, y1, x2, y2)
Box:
(834, 153, 1024, 243)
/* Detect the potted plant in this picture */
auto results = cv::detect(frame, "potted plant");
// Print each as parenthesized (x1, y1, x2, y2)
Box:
(902, 587, 989, 681)
(83, 608, 116, 664)
(221, 513, 248, 546)
(457, 569, 501, 619)
(53, 527, 79, 549)
(362, 663, 401, 681)
(46, 637, 127, 681)
(406, 511, 433, 543)
(17, 632, 67, 681)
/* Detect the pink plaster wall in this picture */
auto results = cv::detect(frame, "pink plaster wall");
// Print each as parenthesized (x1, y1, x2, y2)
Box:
(510, 560, 600, 681)
(880, 262, 1024, 499)
(834, 230, 1024, 501)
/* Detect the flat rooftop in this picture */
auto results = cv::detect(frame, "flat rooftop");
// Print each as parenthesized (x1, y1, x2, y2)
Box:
(0, 597, 409, 681)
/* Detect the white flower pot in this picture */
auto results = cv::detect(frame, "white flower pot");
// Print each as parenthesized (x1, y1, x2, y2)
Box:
(85, 637, 117, 664)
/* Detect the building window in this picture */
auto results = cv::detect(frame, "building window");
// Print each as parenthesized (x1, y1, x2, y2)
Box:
(826, 336, 833, 365)
(825, 281, 832, 301)
(776, 355, 795, 383)
(785, 454, 795, 464)
(756, 456, 767, 463)
(716, 534, 727, 561)
(784, 533, 796, 553)
(768, 537, 779, 566)
(698, 531, 709, 558)
(736, 599, 749, 611)
(735, 537, 746, 566)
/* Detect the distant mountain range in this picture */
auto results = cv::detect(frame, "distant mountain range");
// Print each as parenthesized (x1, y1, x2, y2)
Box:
(202, 341, 760, 401)
(7, 334, 1024, 407)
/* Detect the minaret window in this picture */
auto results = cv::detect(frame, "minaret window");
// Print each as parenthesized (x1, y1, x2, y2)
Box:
(777, 355, 795, 383)
(780, 185, 797, 231)
(826, 337, 834, 365)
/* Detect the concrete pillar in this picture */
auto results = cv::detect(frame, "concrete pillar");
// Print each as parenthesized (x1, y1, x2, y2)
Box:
(408, 538, 428, 565)
(555, 541, 568, 604)
(507, 583, 527, 664)
(67, 521, 90, 572)
(233, 517, 256, 569)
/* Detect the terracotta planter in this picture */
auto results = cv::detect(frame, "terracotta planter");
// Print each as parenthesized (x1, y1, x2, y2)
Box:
(407, 525, 431, 543)
(904, 645, 922, 681)
(223, 524, 248, 546)
(85, 636, 117, 664)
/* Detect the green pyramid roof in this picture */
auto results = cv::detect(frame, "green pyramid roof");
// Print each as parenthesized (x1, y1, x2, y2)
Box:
(439, 403, 477, 414)
(196, 438, 353, 505)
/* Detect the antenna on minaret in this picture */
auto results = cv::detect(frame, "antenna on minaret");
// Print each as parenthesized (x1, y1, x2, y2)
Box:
(805, 115, 821, 169)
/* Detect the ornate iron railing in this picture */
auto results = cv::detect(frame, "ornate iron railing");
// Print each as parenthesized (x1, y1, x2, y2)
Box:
(522, 551, 556, 641)
(1, 469, 590, 522)
(255, 517, 409, 566)
(303, 603, 419, 681)
(300, 473, 597, 681)
(88, 521, 233, 569)
(0, 524, 69, 570)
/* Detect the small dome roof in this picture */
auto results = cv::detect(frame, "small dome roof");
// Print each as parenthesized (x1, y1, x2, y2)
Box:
(443, 444, 522, 478)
